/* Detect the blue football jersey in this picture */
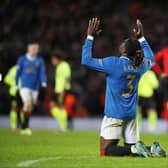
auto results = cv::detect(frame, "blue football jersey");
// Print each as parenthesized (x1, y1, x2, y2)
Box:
(15, 55, 47, 91)
(81, 37, 155, 120)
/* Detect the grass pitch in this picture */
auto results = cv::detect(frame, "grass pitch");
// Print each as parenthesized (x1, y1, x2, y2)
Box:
(0, 129, 168, 168)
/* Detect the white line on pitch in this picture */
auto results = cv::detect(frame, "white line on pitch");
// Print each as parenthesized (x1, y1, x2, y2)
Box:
(17, 155, 97, 167)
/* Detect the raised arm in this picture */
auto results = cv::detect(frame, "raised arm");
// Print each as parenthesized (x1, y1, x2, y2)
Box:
(133, 19, 155, 73)
(81, 18, 117, 74)
(139, 37, 155, 66)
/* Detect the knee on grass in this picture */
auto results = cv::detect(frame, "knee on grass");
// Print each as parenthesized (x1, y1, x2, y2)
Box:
(100, 145, 132, 157)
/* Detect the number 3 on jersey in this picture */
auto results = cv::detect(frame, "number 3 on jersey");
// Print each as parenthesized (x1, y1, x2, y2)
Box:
(122, 74, 136, 97)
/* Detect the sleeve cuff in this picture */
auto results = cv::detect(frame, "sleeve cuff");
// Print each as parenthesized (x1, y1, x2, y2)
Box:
(138, 37, 145, 42)
(87, 35, 94, 40)
(42, 82, 47, 87)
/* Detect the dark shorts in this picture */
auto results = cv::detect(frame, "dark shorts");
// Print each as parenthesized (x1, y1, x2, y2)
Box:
(52, 93, 66, 105)
(139, 96, 156, 117)
(10, 94, 22, 108)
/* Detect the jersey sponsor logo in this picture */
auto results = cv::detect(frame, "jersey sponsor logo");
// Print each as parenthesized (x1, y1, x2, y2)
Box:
(35, 61, 40, 66)
(26, 67, 37, 73)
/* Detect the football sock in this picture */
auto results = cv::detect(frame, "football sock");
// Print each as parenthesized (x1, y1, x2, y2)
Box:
(59, 108, 68, 132)
(67, 117, 73, 129)
(10, 110, 17, 129)
(104, 145, 132, 156)
(17, 111, 23, 128)
(51, 107, 67, 132)
(131, 145, 137, 154)
(21, 111, 30, 129)
(22, 116, 29, 129)
(20, 112, 24, 124)
(147, 110, 157, 132)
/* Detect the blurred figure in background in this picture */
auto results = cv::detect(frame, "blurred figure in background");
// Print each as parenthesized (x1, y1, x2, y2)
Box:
(4, 65, 23, 131)
(138, 70, 159, 132)
(153, 48, 168, 123)
(15, 40, 47, 135)
(51, 50, 71, 132)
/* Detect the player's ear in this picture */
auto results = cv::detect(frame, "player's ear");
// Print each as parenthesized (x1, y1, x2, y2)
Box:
(119, 42, 127, 56)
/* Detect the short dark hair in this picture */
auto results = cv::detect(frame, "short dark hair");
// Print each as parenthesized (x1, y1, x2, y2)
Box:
(51, 49, 66, 60)
(124, 38, 143, 67)
(27, 38, 39, 45)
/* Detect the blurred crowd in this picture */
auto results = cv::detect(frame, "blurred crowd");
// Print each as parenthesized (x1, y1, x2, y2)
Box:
(0, 0, 168, 118)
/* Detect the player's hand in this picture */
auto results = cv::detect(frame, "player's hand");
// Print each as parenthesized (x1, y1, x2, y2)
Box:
(41, 82, 47, 88)
(87, 18, 102, 37)
(133, 19, 144, 39)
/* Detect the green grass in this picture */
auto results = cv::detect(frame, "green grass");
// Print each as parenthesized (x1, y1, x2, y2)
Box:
(0, 129, 168, 168)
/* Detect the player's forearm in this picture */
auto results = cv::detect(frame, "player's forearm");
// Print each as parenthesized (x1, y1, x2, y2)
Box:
(40, 75, 47, 86)
(81, 36, 94, 66)
(40, 66, 47, 87)
(139, 37, 155, 65)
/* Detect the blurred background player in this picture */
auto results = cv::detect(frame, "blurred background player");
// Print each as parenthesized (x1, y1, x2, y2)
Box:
(51, 49, 71, 132)
(138, 70, 159, 132)
(15, 40, 47, 135)
(153, 48, 168, 124)
(4, 65, 23, 131)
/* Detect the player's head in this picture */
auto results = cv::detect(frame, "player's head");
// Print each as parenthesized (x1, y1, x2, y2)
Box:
(27, 40, 39, 57)
(119, 38, 144, 67)
(51, 49, 65, 66)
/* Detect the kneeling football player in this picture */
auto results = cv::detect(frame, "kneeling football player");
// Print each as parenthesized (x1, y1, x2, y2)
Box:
(81, 18, 166, 157)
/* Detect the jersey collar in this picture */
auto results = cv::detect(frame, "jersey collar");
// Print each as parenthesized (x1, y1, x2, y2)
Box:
(26, 54, 36, 61)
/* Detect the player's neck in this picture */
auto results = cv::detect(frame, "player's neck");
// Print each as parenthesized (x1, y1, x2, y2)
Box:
(57, 60, 64, 65)
(26, 53, 36, 61)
